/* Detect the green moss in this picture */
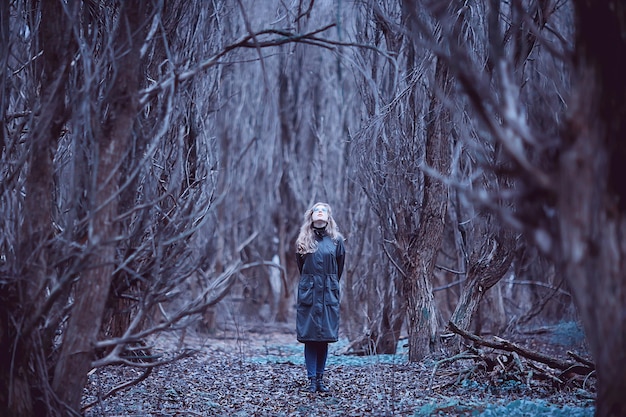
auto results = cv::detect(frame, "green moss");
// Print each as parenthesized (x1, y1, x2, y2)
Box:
(412, 399, 593, 417)
(550, 321, 586, 347)
(479, 399, 593, 417)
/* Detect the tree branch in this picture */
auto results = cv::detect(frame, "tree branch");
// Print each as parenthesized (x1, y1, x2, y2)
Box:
(448, 321, 594, 375)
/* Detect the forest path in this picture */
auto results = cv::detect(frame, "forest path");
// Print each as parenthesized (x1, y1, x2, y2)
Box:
(82, 323, 595, 416)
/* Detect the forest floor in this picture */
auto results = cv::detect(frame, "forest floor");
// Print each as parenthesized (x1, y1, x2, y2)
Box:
(82, 321, 595, 417)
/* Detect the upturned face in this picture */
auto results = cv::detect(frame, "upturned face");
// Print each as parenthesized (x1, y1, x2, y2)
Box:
(312, 205, 329, 224)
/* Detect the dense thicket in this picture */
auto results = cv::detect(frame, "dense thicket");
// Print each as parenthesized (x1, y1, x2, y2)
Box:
(0, 1, 623, 416)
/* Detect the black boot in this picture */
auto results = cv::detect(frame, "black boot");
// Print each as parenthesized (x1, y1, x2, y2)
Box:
(307, 376, 317, 393)
(316, 374, 329, 393)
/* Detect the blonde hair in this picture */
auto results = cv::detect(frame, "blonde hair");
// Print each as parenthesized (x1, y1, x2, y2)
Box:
(296, 202, 343, 254)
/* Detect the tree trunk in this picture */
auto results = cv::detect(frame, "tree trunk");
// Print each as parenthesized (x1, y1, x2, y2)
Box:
(564, 2, 626, 416)
(560, 78, 626, 417)
(275, 61, 300, 323)
(560, 106, 626, 417)
(449, 229, 515, 352)
(0, 0, 8, 149)
(404, 57, 452, 361)
(2, 1, 75, 416)
(51, 3, 146, 411)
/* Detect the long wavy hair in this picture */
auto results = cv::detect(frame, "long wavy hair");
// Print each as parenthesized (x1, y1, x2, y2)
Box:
(296, 202, 343, 254)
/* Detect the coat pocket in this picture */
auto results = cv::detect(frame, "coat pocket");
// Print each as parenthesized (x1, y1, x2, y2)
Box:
(297, 277, 314, 306)
(326, 276, 340, 306)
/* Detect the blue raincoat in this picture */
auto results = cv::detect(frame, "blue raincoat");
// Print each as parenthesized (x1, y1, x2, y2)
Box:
(296, 230, 345, 343)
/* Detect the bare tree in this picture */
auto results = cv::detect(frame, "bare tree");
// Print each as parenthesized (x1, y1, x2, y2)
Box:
(402, 54, 453, 360)
(448, 219, 516, 351)
(1, 0, 600, 414)
(561, 2, 626, 415)
(1, 1, 361, 414)
(7, 0, 77, 414)
(347, 0, 455, 360)
(406, 0, 623, 414)
(347, 1, 415, 355)
(50, 2, 152, 410)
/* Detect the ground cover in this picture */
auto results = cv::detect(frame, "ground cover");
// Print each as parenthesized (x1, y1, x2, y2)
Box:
(82, 323, 595, 416)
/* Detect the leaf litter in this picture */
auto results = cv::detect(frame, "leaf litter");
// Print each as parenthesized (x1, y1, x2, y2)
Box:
(82, 324, 595, 416)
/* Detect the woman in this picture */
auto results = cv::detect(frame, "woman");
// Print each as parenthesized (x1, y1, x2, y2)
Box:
(295, 202, 345, 393)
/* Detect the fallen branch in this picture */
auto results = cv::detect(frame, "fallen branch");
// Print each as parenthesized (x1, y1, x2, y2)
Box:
(448, 321, 595, 376)
(428, 351, 481, 390)
(567, 350, 595, 368)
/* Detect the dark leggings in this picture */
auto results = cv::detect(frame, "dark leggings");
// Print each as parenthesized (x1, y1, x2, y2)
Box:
(304, 341, 329, 378)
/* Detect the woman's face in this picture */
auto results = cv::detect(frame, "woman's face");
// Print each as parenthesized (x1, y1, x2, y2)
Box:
(312, 205, 330, 224)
